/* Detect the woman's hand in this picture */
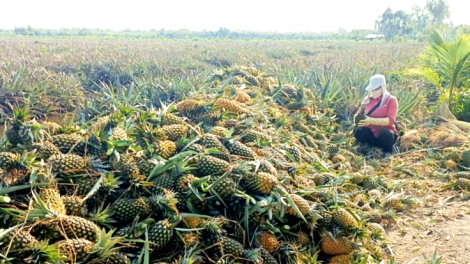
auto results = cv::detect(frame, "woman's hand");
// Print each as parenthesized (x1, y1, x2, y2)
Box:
(358, 117, 390, 127)
(357, 117, 372, 127)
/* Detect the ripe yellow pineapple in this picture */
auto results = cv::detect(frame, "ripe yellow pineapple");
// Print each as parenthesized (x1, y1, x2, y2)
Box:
(258, 232, 279, 253)
(245, 172, 277, 195)
(161, 124, 188, 141)
(321, 235, 356, 255)
(214, 98, 250, 115)
(332, 208, 358, 230)
(287, 194, 310, 216)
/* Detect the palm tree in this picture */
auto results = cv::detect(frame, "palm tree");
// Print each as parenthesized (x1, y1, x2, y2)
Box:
(409, 27, 470, 110)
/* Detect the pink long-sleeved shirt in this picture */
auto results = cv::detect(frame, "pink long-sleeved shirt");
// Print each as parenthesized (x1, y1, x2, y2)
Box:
(360, 95, 398, 137)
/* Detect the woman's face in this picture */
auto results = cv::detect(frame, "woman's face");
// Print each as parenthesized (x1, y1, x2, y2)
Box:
(370, 86, 383, 99)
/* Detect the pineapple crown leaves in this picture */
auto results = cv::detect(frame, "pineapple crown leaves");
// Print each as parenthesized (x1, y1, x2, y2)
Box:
(88, 229, 125, 260)
(87, 205, 118, 229)
(8, 103, 32, 124)
(128, 217, 155, 238)
(24, 240, 67, 264)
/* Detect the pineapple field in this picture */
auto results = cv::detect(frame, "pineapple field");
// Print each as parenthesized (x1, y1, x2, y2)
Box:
(1, 37, 470, 264)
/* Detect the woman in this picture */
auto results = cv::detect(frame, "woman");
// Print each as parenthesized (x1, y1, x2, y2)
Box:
(354, 74, 398, 158)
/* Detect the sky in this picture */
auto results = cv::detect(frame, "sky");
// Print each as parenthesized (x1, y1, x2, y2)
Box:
(0, 0, 468, 33)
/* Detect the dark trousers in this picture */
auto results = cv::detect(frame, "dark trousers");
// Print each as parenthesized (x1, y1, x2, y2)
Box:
(354, 127, 397, 153)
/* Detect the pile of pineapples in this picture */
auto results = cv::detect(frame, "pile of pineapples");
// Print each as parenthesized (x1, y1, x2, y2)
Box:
(0, 66, 464, 264)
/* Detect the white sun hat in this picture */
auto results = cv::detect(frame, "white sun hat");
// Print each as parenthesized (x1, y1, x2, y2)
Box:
(365, 74, 386, 91)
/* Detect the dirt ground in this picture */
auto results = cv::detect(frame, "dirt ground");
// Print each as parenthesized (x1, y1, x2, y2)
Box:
(379, 153, 470, 264)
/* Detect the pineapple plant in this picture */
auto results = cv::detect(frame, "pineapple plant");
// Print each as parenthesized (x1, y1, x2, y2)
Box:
(57, 238, 94, 260)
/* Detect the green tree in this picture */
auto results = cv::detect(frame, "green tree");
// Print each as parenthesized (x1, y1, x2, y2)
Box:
(425, 0, 450, 28)
(411, 5, 430, 33)
(376, 8, 414, 42)
(409, 28, 470, 109)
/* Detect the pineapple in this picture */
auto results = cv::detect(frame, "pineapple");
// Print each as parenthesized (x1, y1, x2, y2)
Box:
(0, 152, 21, 171)
(233, 90, 251, 103)
(286, 147, 302, 163)
(33, 141, 61, 160)
(260, 248, 279, 264)
(242, 129, 272, 144)
(198, 155, 231, 176)
(321, 235, 356, 255)
(42, 121, 62, 135)
(49, 153, 87, 176)
(326, 145, 340, 156)
(329, 254, 352, 264)
(151, 173, 176, 192)
(332, 208, 358, 230)
(0, 228, 38, 253)
(296, 231, 310, 247)
(456, 172, 470, 180)
(5, 105, 36, 146)
(56, 215, 100, 242)
(209, 126, 227, 136)
(214, 98, 249, 115)
(149, 140, 177, 159)
(257, 232, 279, 253)
(39, 186, 66, 215)
(52, 133, 85, 154)
(57, 238, 93, 260)
(245, 75, 260, 86)
(200, 133, 230, 161)
(210, 175, 236, 198)
(225, 140, 257, 158)
(161, 124, 188, 141)
(355, 106, 367, 126)
(455, 178, 470, 191)
(366, 223, 385, 236)
(90, 115, 111, 131)
(62, 196, 87, 216)
(161, 112, 185, 126)
(148, 219, 174, 251)
(111, 197, 153, 223)
(245, 172, 277, 195)
(314, 173, 334, 186)
(287, 194, 310, 216)
(462, 150, 470, 165)
(176, 99, 207, 117)
(220, 236, 245, 257)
